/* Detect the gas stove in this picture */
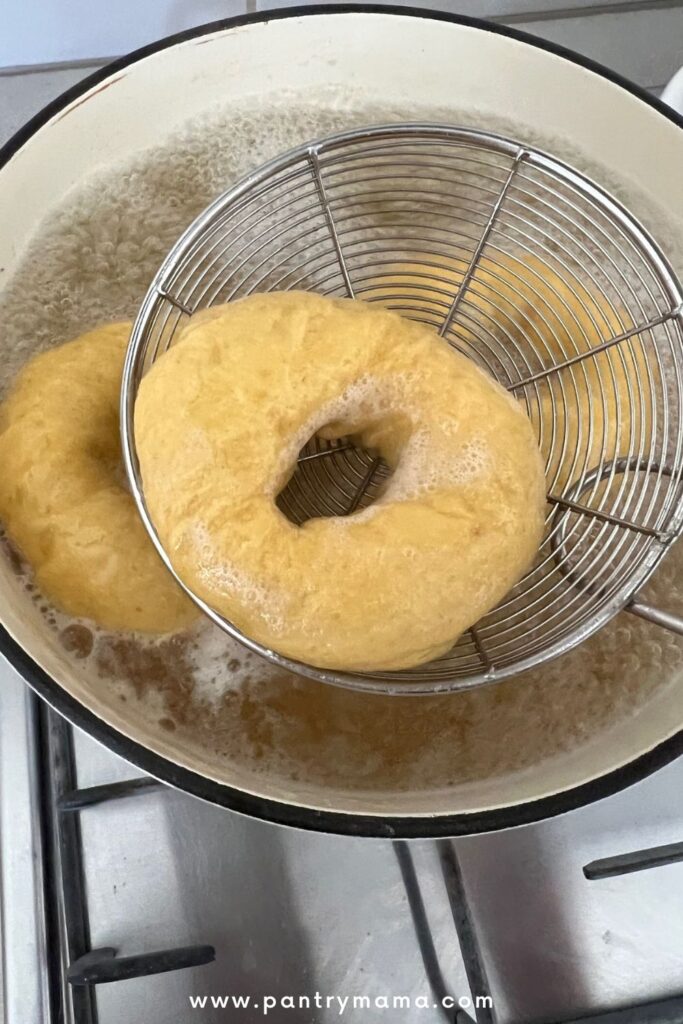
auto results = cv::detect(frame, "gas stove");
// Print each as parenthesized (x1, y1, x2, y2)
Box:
(3, 658, 683, 1024)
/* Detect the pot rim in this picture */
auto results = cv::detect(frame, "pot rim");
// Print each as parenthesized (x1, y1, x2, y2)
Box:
(1, 3, 682, 838)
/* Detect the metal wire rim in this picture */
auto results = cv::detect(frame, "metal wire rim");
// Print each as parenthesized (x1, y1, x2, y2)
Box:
(121, 123, 683, 695)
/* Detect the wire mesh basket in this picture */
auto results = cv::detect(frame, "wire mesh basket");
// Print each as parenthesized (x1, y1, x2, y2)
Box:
(121, 124, 683, 695)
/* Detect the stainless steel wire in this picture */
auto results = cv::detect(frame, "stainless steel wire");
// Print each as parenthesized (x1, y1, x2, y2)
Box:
(121, 124, 683, 695)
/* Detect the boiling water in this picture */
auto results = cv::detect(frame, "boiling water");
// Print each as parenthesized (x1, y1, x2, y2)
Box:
(1, 89, 682, 803)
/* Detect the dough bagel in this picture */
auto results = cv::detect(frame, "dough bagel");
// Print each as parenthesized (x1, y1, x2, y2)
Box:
(136, 292, 546, 671)
(0, 323, 199, 633)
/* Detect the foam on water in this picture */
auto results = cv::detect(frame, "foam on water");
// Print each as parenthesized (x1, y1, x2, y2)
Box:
(192, 521, 287, 635)
(276, 369, 492, 508)
(182, 621, 279, 706)
(1, 86, 682, 797)
(2, 527, 279, 712)
(386, 431, 492, 500)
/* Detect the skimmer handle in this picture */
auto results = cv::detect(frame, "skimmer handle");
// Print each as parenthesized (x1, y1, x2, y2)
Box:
(626, 599, 683, 635)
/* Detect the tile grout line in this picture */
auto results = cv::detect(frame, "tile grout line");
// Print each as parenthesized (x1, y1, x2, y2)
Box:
(496, 0, 683, 23)
(0, 57, 113, 78)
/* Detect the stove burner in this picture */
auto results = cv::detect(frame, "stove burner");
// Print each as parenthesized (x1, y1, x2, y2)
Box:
(39, 707, 215, 1022)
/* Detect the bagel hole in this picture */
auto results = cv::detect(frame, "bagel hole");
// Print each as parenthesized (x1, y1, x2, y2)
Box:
(276, 433, 393, 525)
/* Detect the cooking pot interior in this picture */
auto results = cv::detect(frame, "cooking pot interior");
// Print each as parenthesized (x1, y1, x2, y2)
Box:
(1, 10, 682, 828)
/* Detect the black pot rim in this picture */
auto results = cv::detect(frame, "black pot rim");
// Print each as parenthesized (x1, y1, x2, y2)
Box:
(1, 3, 682, 839)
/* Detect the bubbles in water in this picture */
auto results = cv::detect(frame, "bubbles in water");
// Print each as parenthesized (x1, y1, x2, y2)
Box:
(0, 87, 682, 800)
(191, 522, 286, 635)
(60, 623, 94, 659)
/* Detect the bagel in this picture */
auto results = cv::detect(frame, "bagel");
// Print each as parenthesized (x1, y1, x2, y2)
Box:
(0, 323, 199, 633)
(135, 291, 546, 671)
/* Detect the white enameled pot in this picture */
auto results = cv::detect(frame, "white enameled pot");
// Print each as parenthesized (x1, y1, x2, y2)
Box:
(1, 6, 682, 837)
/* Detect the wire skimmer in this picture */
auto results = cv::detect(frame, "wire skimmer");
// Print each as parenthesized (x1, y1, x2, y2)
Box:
(121, 124, 683, 695)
